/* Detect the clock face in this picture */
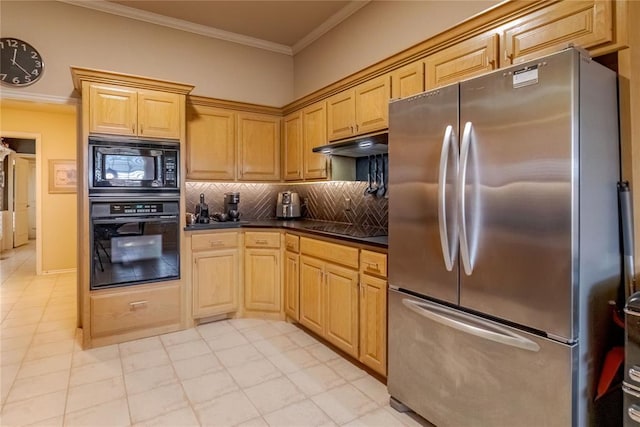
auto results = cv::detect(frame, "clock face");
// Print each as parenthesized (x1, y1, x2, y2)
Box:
(0, 38, 44, 87)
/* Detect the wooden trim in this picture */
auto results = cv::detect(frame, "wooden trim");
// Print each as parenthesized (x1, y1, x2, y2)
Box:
(188, 95, 281, 116)
(70, 66, 194, 95)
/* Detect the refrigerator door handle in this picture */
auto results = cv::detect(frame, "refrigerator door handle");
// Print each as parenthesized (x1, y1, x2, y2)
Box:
(401, 298, 541, 352)
(459, 121, 474, 276)
(438, 124, 458, 271)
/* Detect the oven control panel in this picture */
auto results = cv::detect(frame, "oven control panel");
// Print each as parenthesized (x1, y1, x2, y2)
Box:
(110, 203, 164, 215)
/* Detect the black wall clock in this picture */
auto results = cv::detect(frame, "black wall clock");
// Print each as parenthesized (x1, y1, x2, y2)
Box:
(0, 38, 44, 87)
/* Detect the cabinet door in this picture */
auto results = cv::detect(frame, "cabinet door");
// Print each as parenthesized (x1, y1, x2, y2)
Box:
(324, 263, 359, 358)
(89, 84, 137, 136)
(187, 106, 236, 180)
(137, 90, 181, 139)
(299, 255, 325, 336)
(327, 90, 355, 141)
(283, 111, 303, 181)
(303, 101, 328, 180)
(391, 61, 425, 99)
(502, 0, 614, 65)
(425, 32, 499, 89)
(193, 249, 239, 318)
(355, 74, 391, 134)
(238, 113, 281, 181)
(244, 248, 281, 312)
(284, 251, 300, 321)
(359, 274, 387, 376)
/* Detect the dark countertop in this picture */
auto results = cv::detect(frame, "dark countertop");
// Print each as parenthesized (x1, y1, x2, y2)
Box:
(185, 219, 388, 248)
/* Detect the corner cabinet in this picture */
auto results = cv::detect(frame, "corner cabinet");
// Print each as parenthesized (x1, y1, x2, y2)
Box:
(88, 84, 181, 139)
(237, 113, 281, 181)
(283, 111, 303, 181)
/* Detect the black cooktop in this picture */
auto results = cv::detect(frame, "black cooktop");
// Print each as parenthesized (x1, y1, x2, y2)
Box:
(301, 223, 387, 238)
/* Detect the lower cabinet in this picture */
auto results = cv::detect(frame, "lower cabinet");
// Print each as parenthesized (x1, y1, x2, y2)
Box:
(359, 273, 387, 376)
(244, 231, 282, 313)
(325, 263, 360, 358)
(191, 232, 240, 319)
(284, 251, 300, 320)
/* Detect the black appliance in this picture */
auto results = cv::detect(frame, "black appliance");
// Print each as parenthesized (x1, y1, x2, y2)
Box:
(224, 192, 241, 221)
(195, 193, 210, 224)
(88, 136, 179, 196)
(90, 199, 180, 289)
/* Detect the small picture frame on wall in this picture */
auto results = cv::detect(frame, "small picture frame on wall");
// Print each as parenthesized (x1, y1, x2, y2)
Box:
(48, 159, 77, 194)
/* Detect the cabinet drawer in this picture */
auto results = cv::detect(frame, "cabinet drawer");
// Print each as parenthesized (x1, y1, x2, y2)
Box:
(245, 231, 281, 248)
(300, 237, 358, 269)
(285, 233, 300, 253)
(192, 232, 238, 251)
(360, 250, 387, 278)
(90, 284, 181, 338)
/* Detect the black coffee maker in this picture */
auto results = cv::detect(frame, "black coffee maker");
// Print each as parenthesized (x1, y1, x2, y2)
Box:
(195, 193, 210, 223)
(224, 192, 241, 221)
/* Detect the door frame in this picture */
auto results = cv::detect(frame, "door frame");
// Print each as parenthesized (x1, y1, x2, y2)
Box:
(2, 131, 42, 274)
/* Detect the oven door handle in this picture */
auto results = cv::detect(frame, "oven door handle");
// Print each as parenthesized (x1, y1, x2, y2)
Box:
(92, 216, 178, 224)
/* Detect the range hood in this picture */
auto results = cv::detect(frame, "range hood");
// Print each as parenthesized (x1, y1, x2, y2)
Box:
(312, 131, 387, 157)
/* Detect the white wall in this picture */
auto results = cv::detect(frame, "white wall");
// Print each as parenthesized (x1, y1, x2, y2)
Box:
(0, 1, 293, 106)
(293, 0, 500, 98)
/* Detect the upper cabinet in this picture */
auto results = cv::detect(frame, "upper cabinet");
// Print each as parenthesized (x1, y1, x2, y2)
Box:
(424, 32, 500, 90)
(327, 74, 391, 141)
(88, 84, 180, 139)
(187, 105, 236, 180)
(391, 61, 425, 99)
(302, 101, 328, 180)
(283, 111, 303, 181)
(237, 112, 281, 181)
(500, 0, 615, 65)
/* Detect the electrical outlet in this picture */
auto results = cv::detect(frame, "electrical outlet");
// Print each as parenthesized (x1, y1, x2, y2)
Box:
(344, 197, 352, 211)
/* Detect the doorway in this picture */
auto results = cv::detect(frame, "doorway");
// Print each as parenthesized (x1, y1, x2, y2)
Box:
(0, 133, 42, 274)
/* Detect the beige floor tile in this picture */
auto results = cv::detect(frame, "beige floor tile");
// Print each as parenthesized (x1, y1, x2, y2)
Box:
(351, 376, 389, 406)
(5, 306, 44, 320)
(343, 407, 408, 427)
(31, 328, 77, 346)
(326, 358, 367, 382)
(132, 405, 200, 427)
(287, 329, 320, 347)
(205, 330, 249, 352)
(1, 362, 20, 405)
(165, 339, 211, 362)
(23, 338, 75, 361)
(0, 323, 38, 339)
(172, 352, 223, 381)
(181, 370, 238, 404)
(26, 415, 63, 427)
(17, 353, 72, 379)
(1, 334, 33, 352)
(65, 375, 127, 414)
(236, 416, 269, 427)
(263, 399, 336, 427)
(121, 348, 171, 374)
(240, 323, 283, 341)
(6, 369, 70, 403)
(196, 320, 235, 340)
(124, 364, 178, 396)
(306, 342, 341, 363)
(267, 347, 320, 374)
(269, 320, 299, 334)
(215, 343, 263, 368)
(253, 334, 298, 357)
(0, 347, 27, 366)
(0, 389, 67, 426)
(119, 336, 163, 357)
(243, 376, 305, 415)
(227, 358, 282, 388)
(159, 327, 201, 347)
(228, 318, 266, 330)
(36, 318, 77, 335)
(311, 383, 379, 425)
(69, 358, 123, 387)
(63, 397, 131, 427)
(287, 364, 346, 397)
(193, 390, 260, 427)
(128, 383, 189, 424)
(72, 344, 120, 368)
(383, 406, 434, 427)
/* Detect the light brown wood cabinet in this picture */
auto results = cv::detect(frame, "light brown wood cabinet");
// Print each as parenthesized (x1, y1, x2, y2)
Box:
(244, 231, 282, 312)
(238, 112, 281, 181)
(284, 234, 300, 320)
(302, 101, 329, 179)
(359, 249, 388, 376)
(391, 61, 425, 99)
(500, 0, 615, 65)
(283, 111, 303, 181)
(191, 232, 240, 318)
(327, 74, 391, 141)
(186, 105, 236, 180)
(324, 263, 360, 358)
(425, 32, 499, 90)
(89, 84, 180, 139)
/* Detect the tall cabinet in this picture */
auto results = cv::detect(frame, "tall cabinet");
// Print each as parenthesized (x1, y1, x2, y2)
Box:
(71, 67, 194, 349)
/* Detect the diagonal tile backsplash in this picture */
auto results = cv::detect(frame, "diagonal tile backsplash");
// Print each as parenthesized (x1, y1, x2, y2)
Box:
(186, 181, 388, 228)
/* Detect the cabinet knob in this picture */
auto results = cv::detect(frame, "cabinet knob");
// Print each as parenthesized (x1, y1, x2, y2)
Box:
(255, 239, 268, 244)
(129, 300, 148, 310)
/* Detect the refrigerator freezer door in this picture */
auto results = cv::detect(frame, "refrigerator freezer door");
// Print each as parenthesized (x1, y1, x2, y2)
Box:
(458, 49, 576, 339)
(388, 84, 459, 304)
(387, 289, 575, 427)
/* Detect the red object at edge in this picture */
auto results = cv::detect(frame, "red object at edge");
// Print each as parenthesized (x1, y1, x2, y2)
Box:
(596, 346, 624, 400)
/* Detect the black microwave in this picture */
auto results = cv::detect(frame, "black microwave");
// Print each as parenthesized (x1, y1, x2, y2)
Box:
(89, 136, 179, 196)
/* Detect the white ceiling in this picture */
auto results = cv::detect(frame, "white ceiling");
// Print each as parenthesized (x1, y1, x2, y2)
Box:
(62, 0, 370, 55)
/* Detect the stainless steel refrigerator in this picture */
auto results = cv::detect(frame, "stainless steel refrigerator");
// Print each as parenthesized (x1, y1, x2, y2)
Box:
(387, 47, 621, 427)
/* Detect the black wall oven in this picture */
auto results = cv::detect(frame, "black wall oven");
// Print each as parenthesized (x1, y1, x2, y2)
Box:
(90, 199, 180, 290)
(88, 136, 179, 196)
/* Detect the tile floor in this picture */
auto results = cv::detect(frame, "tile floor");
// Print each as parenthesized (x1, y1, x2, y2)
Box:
(1, 242, 429, 426)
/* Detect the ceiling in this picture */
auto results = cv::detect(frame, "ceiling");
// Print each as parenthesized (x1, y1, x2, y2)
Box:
(64, 0, 370, 55)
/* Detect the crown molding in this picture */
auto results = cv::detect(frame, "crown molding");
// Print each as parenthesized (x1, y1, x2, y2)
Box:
(0, 89, 79, 106)
(58, 0, 294, 56)
(292, 1, 370, 54)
